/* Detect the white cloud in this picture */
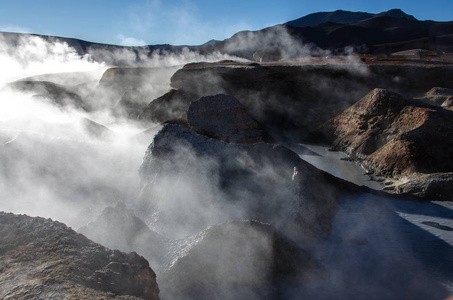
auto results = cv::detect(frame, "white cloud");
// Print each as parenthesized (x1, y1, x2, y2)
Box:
(116, 34, 146, 46)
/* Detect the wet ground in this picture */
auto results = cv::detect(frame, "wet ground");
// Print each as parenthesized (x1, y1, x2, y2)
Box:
(293, 144, 453, 300)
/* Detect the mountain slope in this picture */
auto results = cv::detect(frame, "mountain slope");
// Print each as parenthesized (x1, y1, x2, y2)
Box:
(2, 9, 452, 64)
(286, 8, 416, 27)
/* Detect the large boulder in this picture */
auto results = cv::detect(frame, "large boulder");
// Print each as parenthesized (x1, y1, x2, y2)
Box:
(0, 212, 160, 300)
(187, 94, 269, 144)
(159, 220, 324, 300)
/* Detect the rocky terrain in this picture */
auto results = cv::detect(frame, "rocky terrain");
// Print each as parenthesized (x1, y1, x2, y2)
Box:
(1, 7, 453, 300)
(0, 212, 160, 300)
(138, 94, 368, 242)
(306, 88, 453, 199)
(134, 58, 453, 141)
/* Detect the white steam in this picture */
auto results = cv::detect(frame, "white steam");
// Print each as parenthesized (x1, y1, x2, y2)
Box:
(0, 33, 246, 229)
(0, 34, 105, 84)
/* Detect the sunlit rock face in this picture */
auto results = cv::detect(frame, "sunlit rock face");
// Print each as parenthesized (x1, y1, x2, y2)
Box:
(159, 220, 324, 300)
(0, 212, 160, 300)
(308, 88, 453, 200)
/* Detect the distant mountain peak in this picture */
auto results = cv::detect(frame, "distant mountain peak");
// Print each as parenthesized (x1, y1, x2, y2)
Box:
(286, 9, 417, 28)
(376, 8, 417, 20)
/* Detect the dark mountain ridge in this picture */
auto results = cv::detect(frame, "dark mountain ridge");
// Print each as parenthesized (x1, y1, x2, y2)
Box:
(285, 8, 416, 27)
(2, 9, 452, 64)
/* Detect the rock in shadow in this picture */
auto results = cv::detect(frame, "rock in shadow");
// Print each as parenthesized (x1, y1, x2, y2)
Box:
(421, 221, 453, 231)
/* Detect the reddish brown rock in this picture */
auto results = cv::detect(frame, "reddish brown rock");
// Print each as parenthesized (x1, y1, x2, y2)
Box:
(308, 88, 453, 199)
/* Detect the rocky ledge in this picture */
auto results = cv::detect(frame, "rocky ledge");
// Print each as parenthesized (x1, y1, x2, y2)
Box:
(0, 212, 160, 300)
(307, 88, 453, 200)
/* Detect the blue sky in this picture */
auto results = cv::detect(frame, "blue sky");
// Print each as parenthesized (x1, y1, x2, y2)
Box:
(1, 0, 452, 46)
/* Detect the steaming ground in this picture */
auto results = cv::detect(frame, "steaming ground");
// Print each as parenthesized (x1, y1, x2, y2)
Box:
(1, 34, 453, 300)
(0, 34, 243, 227)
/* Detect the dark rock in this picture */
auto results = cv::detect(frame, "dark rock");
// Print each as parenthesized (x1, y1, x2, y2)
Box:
(138, 62, 453, 142)
(159, 220, 324, 300)
(0, 212, 160, 300)
(139, 124, 363, 241)
(136, 89, 199, 124)
(187, 94, 269, 144)
(78, 202, 169, 271)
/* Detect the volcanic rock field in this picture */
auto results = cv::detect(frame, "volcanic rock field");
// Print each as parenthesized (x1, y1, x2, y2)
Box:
(1, 9, 453, 300)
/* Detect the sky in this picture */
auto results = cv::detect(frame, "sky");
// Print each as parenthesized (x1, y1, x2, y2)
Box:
(0, 0, 452, 46)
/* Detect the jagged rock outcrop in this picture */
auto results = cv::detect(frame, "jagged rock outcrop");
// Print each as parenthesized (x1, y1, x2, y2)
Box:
(187, 94, 269, 144)
(0, 212, 160, 300)
(139, 122, 365, 241)
(307, 88, 453, 200)
(159, 220, 324, 300)
(79, 202, 169, 271)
